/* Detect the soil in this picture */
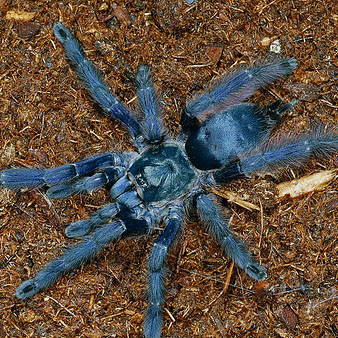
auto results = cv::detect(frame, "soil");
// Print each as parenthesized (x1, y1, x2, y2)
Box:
(0, 1, 337, 337)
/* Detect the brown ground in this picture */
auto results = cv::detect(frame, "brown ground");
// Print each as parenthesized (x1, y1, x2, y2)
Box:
(0, 1, 337, 337)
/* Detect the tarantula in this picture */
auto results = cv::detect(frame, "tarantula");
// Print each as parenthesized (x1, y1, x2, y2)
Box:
(2, 23, 338, 337)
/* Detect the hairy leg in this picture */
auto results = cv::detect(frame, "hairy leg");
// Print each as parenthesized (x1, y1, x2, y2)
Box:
(195, 193, 266, 281)
(214, 129, 338, 183)
(181, 58, 297, 133)
(53, 23, 142, 143)
(16, 206, 154, 299)
(0, 152, 125, 190)
(136, 65, 165, 144)
(144, 204, 183, 338)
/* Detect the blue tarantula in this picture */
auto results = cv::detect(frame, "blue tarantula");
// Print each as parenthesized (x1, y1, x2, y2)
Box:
(2, 23, 338, 337)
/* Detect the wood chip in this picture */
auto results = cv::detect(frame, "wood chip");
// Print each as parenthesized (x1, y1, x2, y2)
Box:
(212, 188, 260, 211)
(276, 170, 337, 199)
(6, 10, 36, 22)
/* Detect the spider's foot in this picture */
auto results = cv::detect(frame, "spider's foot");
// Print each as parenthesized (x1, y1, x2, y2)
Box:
(16, 279, 39, 299)
(65, 220, 91, 238)
(244, 262, 267, 281)
(53, 22, 72, 44)
(0, 168, 44, 190)
(279, 57, 298, 71)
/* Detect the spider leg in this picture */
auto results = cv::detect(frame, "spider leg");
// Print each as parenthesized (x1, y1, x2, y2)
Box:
(136, 65, 165, 144)
(53, 23, 142, 144)
(109, 174, 132, 197)
(213, 129, 338, 183)
(15, 204, 155, 299)
(0, 152, 126, 191)
(144, 204, 183, 338)
(195, 193, 267, 281)
(181, 58, 297, 133)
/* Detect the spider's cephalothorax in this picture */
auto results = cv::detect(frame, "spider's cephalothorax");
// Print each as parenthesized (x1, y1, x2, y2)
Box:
(128, 143, 197, 203)
(2, 23, 338, 338)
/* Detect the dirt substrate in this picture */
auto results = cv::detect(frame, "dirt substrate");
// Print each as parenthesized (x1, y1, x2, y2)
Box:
(0, 1, 337, 337)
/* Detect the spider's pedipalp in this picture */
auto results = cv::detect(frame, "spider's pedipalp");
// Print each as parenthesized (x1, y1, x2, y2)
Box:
(144, 204, 183, 338)
(116, 190, 143, 209)
(181, 58, 297, 133)
(65, 202, 121, 238)
(195, 193, 267, 281)
(136, 65, 165, 144)
(214, 129, 338, 183)
(110, 175, 133, 199)
(53, 23, 142, 142)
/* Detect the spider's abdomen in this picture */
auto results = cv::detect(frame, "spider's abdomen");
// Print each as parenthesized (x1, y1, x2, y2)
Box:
(185, 103, 270, 170)
(129, 144, 197, 203)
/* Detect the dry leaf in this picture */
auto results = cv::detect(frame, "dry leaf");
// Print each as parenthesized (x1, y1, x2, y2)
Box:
(254, 280, 270, 294)
(16, 22, 40, 38)
(206, 46, 224, 64)
(276, 303, 299, 330)
(112, 2, 132, 25)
